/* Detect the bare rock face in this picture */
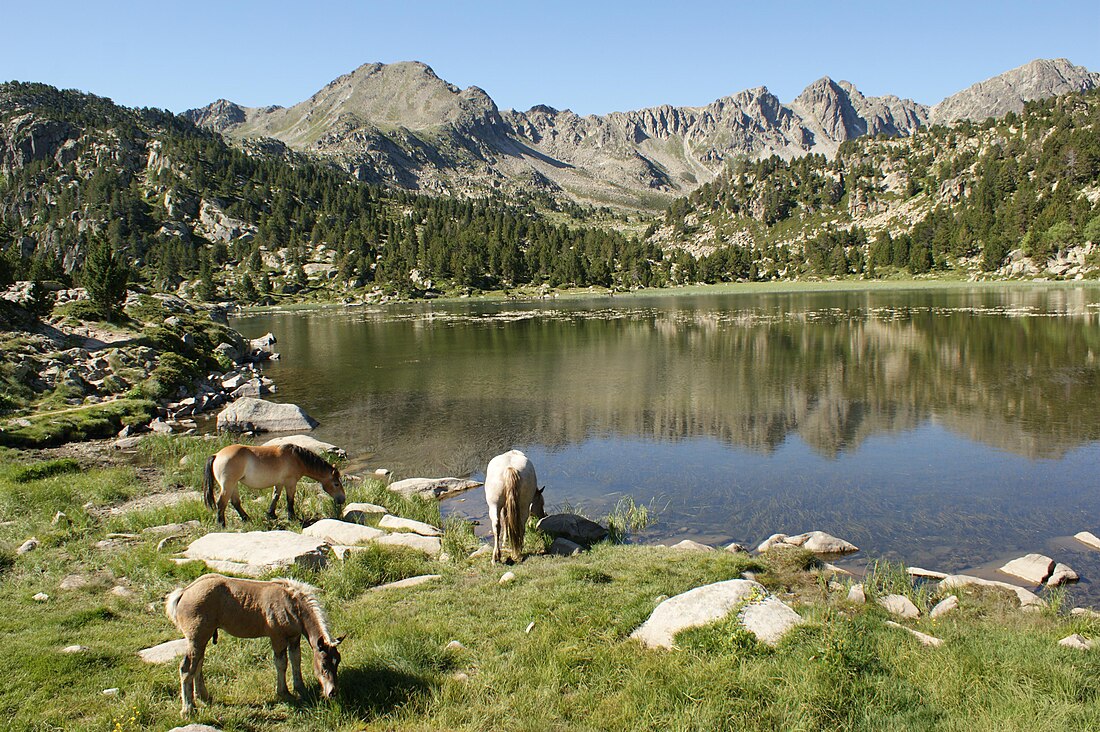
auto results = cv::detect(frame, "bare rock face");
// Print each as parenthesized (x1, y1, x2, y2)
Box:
(932, 58, 1100, 123)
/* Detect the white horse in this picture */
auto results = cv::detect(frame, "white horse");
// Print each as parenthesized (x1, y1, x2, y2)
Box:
(485, 449, 546, 563)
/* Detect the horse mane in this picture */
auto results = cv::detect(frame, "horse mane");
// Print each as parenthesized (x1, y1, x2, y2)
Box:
(500, 466, 523, 557)
(288, 445, 336, 476)
(275, 577, 334, 644)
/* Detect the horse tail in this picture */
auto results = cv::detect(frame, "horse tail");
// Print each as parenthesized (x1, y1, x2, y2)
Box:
(500, 466, 524, 558)
(165, 587, 184, 627)
(202, 456, 217, 510)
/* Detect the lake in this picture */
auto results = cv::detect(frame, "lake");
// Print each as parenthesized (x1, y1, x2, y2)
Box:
(233, 284, 1100, 588)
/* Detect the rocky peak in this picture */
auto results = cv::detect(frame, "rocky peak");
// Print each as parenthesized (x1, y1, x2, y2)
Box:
(932, 58, 1100, 123)
(791, 76, 867, 141)
(182, 99, 247, 133)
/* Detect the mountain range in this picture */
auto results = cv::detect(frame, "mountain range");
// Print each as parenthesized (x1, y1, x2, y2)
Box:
(185, 58, 1100, 211)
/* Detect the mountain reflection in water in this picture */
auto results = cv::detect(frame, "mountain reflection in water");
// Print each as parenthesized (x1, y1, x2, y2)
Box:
(234, 285, 1100, 587)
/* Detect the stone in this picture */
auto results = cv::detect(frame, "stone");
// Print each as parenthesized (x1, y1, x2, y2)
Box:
(631, 579, 802, 649)
(451, 672, 470, 683)
(820, 562, 851, 576)
(216, 397, 318, 433)
(371, 575, 443, 591)
(110, 585, 136, 599)
(139, 638, 190, 663)
(725, 542, 748, 553)
(113, 436, 145, 449)
(939, 574, 1044, 609)
(33, 592, 49, 602)
(740, 596, 805, 646)
(756, 533, 789, 552)
(548, 537, 584, 556)
(668, 539, 715, 552)
(142, 520, 201, 536)
(446, 640, 466, 651)
(499, 571, 516, 585)
(847, 584, 867, 604)
(262, 434, 346, 458)
(998, 554, 1055, 585)
(388, 477, 482, 500)
(378, 514, 442, 537)
(536, 514, 609, 545)
(786, 531, 859, 555)
(61, 645, 89, 654)
(330, 545, 367, 561)
(1071, 607, 1100, 619)
(302, 519, 384, 546)
(930, 595, 959, 618)
(375, 533, 442, 556)
(179, 530, 328, 576)
(101, 688, 119, 696)
(149, 418, 174, 435)
(1074, 531, 1100, 550)
(878, 594, 920, 619)
(885, 620, 944, 647)
(168, 726, 223, 732)
(17, 537, 39, 555)
(342, 502, 388, 523)
(468, 544, 491, 559)
(59, 574, 90, 591)
(907, 566, 948, 580)
(1059, 633, 1093, 650)
(1047, 563, 1079, 587)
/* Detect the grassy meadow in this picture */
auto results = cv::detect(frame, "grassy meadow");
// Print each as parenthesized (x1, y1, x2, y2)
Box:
(1, 437, 1100, 731)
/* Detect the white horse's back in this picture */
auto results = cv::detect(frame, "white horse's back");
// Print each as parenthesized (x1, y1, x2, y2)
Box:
(485, 449, 536, 502)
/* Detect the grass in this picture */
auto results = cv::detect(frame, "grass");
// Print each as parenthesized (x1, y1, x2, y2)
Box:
(2, 441, 1100, 730)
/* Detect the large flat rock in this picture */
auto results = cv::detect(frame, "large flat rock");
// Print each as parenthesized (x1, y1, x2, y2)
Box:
(262, 434, 346, 458)
(216, 397, 318, 433)
(939, 574, 1043, 609)
(378, 514, 442, 537)
(302, 519, 384, 546)
(139, 638, 189, 664)
(631, 579, 802, 649)
(375, 533, 442, 556)
(180, 530, 328, 576)
(388, 477, 482, 500)
(998, 553, 1055, 585)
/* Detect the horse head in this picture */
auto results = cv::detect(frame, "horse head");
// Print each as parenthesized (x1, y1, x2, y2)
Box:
(531, 486, 547, 520)
(313, 635, 343, 699)
(324, 468, 346, 512)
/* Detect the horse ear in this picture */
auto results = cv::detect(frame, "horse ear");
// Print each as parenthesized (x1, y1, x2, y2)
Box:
(537, 486, 545, 495)
(335, 634, 346, 646)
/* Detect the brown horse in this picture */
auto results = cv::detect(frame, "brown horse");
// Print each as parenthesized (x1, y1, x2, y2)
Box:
(203, 444, 345, 526)
(166, 573, 343, 716)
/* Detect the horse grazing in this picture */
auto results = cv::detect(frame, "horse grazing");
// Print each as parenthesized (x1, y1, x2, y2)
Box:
(166, 573, 343, 716)
(485, 449, 546, 563)
(203, 443, 345, 526)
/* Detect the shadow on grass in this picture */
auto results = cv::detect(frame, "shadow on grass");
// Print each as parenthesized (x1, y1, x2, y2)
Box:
(336, 662, 436, 717)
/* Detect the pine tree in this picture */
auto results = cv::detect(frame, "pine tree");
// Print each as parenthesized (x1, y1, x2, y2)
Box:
(82, 235, 129, 321)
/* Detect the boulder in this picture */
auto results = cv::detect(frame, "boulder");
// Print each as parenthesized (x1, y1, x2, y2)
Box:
(739, 597, 805, 646)
(179, 531, 328, 576)
(930, 595, 959, 618)
(499, 571, 516, 585)
(371, 575, 442, 591)
(998, 554, 1055, 584)
(216, 397, 318, 433)
(263, 434, 347, 458)
(1059, 633, 1093, 651)
(536, 514, 609, 545)
(378, 514, 442, 537)
(1047, 563, 1079, 587)
(302, 519, 384, 546)
(342, 502, 388, 523)
(668, 539, 715, 552)
(1071, 607, 1100, 619)
(756, 533, 790, 552)
(17, 537, 38, 555)
(878, 594, 920, 619)
(631, 579, 802, 649)
(939, 574, 1044, 609)
(139, 638, 190, 664)
(847, 584, 867, 604)
(1074, 531, 1100, 550)
(388, 477, 482, 500)
(725, 542, 748, 553)
(885, 620, 944, 648)
(375, 533, 442, 556)
(547, 537, 584, 556)
(756, 531, 857, 554)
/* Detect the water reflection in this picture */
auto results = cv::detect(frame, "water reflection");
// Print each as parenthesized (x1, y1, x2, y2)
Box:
(235, 285, 1100, 580)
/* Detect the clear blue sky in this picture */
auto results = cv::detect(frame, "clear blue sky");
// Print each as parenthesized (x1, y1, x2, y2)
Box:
(3, 1, 1098, 115)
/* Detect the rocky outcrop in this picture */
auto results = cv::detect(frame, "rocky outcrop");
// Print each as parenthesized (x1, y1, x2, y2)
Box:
(932, 58, 1100, 124)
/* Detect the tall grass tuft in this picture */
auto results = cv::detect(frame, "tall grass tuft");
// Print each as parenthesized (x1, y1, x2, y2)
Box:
(605, 496, 659, 544)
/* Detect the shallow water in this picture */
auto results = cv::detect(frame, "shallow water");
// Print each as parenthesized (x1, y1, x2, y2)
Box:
(234, 284, 1100, 596)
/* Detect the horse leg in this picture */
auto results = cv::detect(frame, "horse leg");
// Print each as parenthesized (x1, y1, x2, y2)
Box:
(230, 483, 250, 522)
(195, 661, 211, 704)
(179, 640, 204, 717)
(285, 482, 297, 522)
(490, 505, 502, 564)
(267, 484, 282, 520)
(272, 638, 292, 699)
(289, 636, 306, 697)
(216, 490, 228, 527)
